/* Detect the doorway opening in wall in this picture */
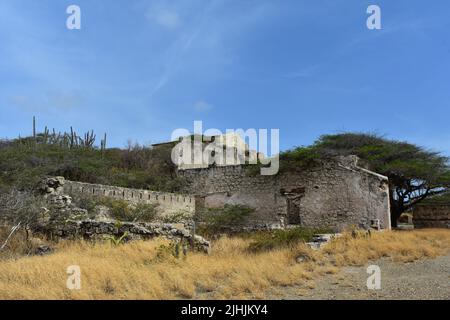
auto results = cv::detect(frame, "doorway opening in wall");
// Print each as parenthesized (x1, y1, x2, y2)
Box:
(282, 187, 305, 225)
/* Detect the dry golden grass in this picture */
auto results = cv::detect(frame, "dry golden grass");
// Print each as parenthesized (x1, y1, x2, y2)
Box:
(0, 226, 47, 260)
(323, 228, 450, 265)
(0, 229, 448, 300)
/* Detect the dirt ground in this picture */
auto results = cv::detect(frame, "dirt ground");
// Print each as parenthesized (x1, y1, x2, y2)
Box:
(271, 254, 450, 300)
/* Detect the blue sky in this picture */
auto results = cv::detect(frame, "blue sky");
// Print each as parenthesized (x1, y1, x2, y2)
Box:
(0, 0, 449, 154)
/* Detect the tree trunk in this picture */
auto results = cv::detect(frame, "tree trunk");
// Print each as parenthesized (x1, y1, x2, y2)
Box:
(389, 186, 403, 228)
(390, 207, 402, 228)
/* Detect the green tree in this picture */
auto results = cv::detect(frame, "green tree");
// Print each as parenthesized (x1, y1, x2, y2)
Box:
(283, 133, 450, 227)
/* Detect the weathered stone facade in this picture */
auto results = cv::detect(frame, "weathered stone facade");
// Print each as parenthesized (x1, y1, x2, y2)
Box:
(179, 155, 391, 232)
(54, 154, 390, 232)
(413, 204, 450, 229)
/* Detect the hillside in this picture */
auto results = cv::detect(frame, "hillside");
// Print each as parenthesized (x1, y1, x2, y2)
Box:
(0, 133, 183, 193)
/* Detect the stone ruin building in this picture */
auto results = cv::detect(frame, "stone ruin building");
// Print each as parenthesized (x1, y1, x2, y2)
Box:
(412, 193, 450, 229)
(59, 133, 391, 232)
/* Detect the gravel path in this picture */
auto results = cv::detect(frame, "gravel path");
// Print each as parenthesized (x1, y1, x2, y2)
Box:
(277, 255, 450, 300)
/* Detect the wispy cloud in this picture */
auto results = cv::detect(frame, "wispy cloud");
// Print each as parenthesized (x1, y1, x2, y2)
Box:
(145, 0, 274, 99)
(146, 2, 212, 98)
(8, 91, 85, 113)
(156, 10, 181, 30)
(193, 100, 213, 112)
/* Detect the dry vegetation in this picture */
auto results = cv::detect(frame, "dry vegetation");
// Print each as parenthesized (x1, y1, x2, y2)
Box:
(0, 229, 448, 300)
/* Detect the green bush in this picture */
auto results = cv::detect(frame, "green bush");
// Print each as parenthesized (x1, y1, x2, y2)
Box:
(70, 192, 100, 213)
(279, 146, 322, 172)
(160, 210, 192, 224)
(97, 198, 158, 222)
(70, 194, 158, 223)
(247, 226, 332, 252)
(0, 135, 185, 193)
(132, 203, 159, 222)
(155, 241, 188, 261)
(195, 204, 255, 236)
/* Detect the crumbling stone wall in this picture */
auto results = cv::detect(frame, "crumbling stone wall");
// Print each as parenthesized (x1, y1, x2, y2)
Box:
(179, 156, 391, 232)
(63, 180, 195, 216)
(413, 204, 450, 228)
(46, 155, 390, 232)
(46, 220, 210, 252)
(35, 177, 210, 252)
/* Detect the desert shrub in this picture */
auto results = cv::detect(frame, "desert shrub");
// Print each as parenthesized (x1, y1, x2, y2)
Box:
(0, 228, 35, 260)
(69, 192, 159, 223)
(95, 198, 158, 223)
(131, 203, 159, 222)
(0, 190, 56, 260)
(195, 205, 255, 236)
(0, 226, 53, 260)
(155, 240, 188, 261)
(0, 226, 29, 260)
(160, 210, 192, 224)
(70, 192, 101, 213)
(247, 226, 332, 252)
(0, 134, 186, 193)
(0, 189, 46, 229)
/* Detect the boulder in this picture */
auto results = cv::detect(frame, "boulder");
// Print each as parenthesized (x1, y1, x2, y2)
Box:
(38, 176, 66, 196)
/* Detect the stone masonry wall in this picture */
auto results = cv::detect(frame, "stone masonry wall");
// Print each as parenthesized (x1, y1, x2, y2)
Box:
(179, 156, 391, 232)
(413, 204, 450, 228)
(59, 155, 391, 232)
(63, 180, 196, 216)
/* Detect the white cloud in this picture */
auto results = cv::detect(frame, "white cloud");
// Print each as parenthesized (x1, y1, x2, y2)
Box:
(193, 101, 213, 112)
(150, 9, 181, 30)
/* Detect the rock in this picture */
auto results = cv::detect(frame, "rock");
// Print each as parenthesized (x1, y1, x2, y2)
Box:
(39, 219, 211, 253)
(312, 233, 340, 243)
(46, 187, 55, 194)
(38, 177, 66, 195)
(34, 245, 53, 256)
(296, 254, 311, 263)
(307, 233, 342, 250)
(47, 194, 72, 209)
(36, 207, 51, 226)
(93, 205, 113, 222)
(306, 242, 323, 250)
(67, 208, 89, 220)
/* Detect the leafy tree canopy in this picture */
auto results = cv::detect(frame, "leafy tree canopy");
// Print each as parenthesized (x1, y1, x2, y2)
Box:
(282, 133, 450, 227)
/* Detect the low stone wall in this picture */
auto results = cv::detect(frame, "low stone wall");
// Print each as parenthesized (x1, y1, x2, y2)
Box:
(39, 220, 210, 253)
(413, 204, 450, 228)
(63, 180, 196, 216)
(34, 178, 209, 252)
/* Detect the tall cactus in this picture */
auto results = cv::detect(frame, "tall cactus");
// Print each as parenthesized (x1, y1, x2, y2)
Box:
(70, 126, 75, 149)
(43, 126, 49, 145)
(83, 130, 96, 148)
(101, 133, 107, 152)
(25, 119, 107, 151)
(32, 116, 36, 149)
